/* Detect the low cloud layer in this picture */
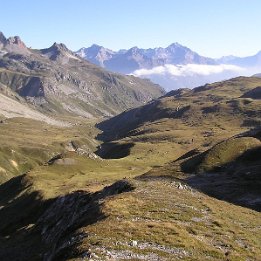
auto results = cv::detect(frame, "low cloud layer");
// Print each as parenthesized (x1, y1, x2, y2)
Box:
(132, 64, 245, 77)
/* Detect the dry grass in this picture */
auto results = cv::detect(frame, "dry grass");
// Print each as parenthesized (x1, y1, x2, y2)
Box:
(80, 179, 261, 260)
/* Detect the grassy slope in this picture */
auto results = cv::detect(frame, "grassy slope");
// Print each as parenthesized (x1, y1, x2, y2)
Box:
(0, 117, 99, 183)
(0, 76, 260, 260)
(83, 179, 261, 260)
(97, 76, 261, 138)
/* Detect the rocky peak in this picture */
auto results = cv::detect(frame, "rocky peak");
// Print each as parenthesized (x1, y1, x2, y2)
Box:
(90, 44, 103, 51)
(86, 44, 114, 56)
(40, 42, 78, 62)
(166, 42, 189, 53)
(6, 36, 27, 48)
(0, 32, 7, 45)
(76, 47, 86, 58)
(51, 42, 69, 52)
(2, 34, 29, 54)
(168, 42, 183, 48)
(75, 45, 115, 67)
(127, 46, 143, 56)
(88, 44, 110, 57)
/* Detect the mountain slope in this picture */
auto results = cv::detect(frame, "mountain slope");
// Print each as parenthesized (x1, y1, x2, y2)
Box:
(0, 92, 66, 126)
(97, 76, 261, 141)
(96, 75, 261, 210)
(0, 32, 164, 120)
(253, 72, 261, 78)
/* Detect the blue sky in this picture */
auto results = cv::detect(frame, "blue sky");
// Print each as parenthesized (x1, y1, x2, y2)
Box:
(1, 0, 260, 57)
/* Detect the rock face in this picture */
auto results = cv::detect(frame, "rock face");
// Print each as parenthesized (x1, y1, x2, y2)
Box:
(0, 31, 164, 119)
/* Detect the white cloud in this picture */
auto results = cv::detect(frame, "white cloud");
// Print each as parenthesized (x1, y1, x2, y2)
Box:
(132, 63, 245, 77)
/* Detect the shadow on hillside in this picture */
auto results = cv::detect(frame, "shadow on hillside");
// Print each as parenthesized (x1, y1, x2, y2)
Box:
(137, 146, 261, 212)
(0, 175, 134, 260)
(95, 103, 191, 143)
(0, 175, 54, 260)
(95, 142, 135, 159)
(186, 171, 261, 212)
(95, 104, 191, 159)
(185, 146, 261, 212)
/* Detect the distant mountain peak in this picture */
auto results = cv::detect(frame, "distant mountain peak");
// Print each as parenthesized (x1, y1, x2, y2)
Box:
(6, 36, 25, 46)
(217, 55, 238, 63)
(76, 44, 115, 66)
(90, 43, 103, 49)
(127, 46, 142, 55)
(0, 33, 29, 54)
(77, 44, 114, 54)
(129, 46, 139, 50)
(167, 42, 184, 48)
(50, 42, 69, 52)
(0, 31, 7, 45)
(166, 42, 190, 52)
(40, 42, 79, 62)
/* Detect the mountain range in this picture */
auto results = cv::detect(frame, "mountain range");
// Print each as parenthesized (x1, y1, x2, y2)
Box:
(0, 32, 164, 123)
(76, 43, 216, 73)
(77, 44, 261, 90)
(217, 51, 261, 67)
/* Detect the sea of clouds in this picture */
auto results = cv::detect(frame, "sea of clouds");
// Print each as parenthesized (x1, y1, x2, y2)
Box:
(131, 63, 261, 91)
(133, 64, 245, 77)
